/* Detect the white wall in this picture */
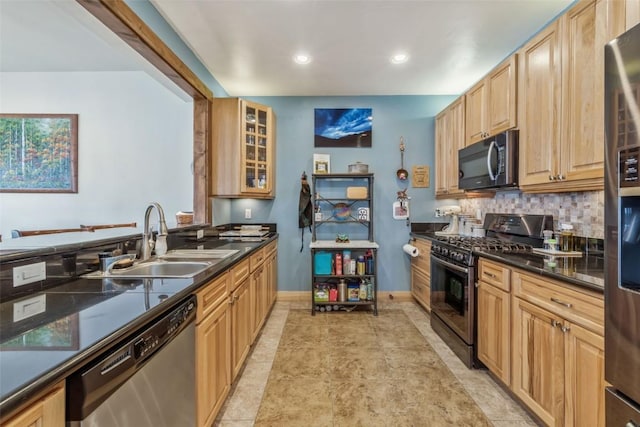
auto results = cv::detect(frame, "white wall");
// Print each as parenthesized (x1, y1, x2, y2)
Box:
(0, 71, 194, 238)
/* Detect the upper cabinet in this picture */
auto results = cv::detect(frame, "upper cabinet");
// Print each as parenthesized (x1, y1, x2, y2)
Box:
(465, 55, 518, 145)
(626, 0, 640, 29)
(435, 97, 466, 198)
(519, 0, 625, 192)
(517, 20, 562, 190)
(210, 98, 276, 199)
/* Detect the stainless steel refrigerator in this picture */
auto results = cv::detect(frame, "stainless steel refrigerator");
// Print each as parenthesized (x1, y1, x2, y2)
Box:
(604, 22, 640, 426)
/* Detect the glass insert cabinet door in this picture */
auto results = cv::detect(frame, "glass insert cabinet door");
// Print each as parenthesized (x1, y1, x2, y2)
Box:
(242, 102, 272, 194)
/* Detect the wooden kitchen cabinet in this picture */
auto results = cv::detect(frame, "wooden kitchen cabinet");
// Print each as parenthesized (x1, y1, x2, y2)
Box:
(230, 258, 252, 381)
(517, 20, 562, 191)
(519, 0, 624, 193)
(410, 238, 431, 311)
(3, 381, 65, 427)
(435, 97, 466, 198)
(265, 240, 278, 309)
(511, 269, 605, 427)
(476, 259, 511, 386)
(195, 272, 231, 427)
(465, 55, 517, 145)
(625, 0, 640, 29)
(211, 98, 276, 199)
(512, 297, 566, 426)
(251, 261, 268, 341)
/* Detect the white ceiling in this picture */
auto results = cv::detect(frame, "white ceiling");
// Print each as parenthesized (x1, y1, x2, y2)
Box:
(151, 0, 575, 96)
(1, 0, 575, 98)
(0, 0, 190, 100)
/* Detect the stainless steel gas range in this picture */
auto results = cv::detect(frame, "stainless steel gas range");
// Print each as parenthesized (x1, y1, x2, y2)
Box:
(429, 213, 553, 368)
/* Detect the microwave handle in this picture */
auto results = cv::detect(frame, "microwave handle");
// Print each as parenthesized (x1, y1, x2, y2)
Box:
(487, 139, 498, 181)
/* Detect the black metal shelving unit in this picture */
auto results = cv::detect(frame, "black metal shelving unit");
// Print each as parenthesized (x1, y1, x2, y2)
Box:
(310, 173, 378, 315)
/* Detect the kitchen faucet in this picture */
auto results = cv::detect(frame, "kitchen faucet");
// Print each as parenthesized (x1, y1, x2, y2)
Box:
(142, 202, 169, 260)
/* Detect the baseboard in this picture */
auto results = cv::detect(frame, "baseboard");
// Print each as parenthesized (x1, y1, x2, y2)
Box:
(276, 291, 413, 302)
(378, 291, 412, 302)
(276, 291, 309, 301)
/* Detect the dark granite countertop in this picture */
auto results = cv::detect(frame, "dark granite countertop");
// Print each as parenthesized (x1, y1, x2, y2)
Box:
(0, 234, 277, 418)
(410, 232, 604, 293)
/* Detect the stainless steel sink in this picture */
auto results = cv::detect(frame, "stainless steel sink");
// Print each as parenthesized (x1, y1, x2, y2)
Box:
(84, 260, 215, 279)
(159, 249, 239, 260)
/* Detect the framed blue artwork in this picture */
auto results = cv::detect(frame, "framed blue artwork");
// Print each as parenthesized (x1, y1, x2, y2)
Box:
(314, 108, 372, 148)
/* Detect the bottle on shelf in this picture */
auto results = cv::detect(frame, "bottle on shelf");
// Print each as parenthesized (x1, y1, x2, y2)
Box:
(365, 249, 374, 274)
(359, 280, 367, 300)
(366, 279, 373, 301)
(335, 252, 342, 275)
(343, 250, 351, 274)
(357, 256, 366, 275)
(338, 279, 347, 302)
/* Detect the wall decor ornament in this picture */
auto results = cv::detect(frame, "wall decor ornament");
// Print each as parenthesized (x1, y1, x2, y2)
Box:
(314, 108, 372, 148)
(0, 114, 78, 193)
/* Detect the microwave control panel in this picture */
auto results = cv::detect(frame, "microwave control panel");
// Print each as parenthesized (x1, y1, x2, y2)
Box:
(620, 147, 639, 187)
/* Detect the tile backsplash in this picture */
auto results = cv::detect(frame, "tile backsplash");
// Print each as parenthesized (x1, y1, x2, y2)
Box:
(460, 190, 604, 239)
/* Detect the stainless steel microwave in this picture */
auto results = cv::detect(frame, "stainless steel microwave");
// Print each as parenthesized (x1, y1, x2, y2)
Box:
(458, 130, 518, 191)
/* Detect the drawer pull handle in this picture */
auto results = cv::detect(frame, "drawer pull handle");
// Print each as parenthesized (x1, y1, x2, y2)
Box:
(484, 272, 497, 279)
(551, 297, 572, 308)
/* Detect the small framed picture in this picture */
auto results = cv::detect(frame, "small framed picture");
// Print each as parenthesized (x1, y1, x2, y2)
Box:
(313, 153, 331, 174)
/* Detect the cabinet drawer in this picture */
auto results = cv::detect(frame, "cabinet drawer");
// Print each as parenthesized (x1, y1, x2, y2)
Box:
(250, 248, 265, 272)
(513, 269, 604, 335)
(478, 258, 511, 291)
(230, 258, 250, 290)
(411, 238, 431, 273)
(196, 272, 230, 322)
(264, 240, 277, 257)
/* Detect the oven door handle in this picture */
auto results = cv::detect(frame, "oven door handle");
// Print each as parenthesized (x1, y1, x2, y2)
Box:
(431, 255, 469, 274)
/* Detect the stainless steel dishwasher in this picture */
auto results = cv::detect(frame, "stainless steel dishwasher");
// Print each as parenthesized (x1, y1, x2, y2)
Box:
(66, 295, 197, 426)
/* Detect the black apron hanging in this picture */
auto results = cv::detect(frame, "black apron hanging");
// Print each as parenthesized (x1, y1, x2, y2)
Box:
(298, 172, 313, 252)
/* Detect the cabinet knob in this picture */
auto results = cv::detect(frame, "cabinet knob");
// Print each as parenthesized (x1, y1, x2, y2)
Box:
(558, 174, 565, 180)
(561, 325, 571, 333)
(549, 175, 555, 181)
(551, 319, 561, 328)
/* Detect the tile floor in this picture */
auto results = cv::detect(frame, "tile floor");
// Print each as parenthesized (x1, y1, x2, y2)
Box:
(215, 300, 539, 427)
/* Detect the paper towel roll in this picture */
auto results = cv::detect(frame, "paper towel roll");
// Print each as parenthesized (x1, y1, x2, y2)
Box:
(403, 243, 419, 257)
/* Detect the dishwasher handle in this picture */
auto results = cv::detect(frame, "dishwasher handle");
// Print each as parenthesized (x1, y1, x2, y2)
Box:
(66, 295, 196, 421)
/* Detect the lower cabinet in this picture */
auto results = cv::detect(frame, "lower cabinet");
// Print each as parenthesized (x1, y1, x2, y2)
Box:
(477, 259, 512, 386)
(251, 262, 268, 341)
(230, 258, 252, 382)
(3, 381, 65, 427)
(512, 297, 566, 426)
(511, 269, 605, 427)
(410, 238, 431, 311)
(266, 242, 278, 308)
(195, 272, 231, 427)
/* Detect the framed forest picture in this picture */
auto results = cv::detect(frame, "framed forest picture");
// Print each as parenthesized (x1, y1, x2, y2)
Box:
(0, 114, 78, 193)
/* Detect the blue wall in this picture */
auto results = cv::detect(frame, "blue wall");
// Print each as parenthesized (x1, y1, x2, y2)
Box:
(228, 96, 458, 292)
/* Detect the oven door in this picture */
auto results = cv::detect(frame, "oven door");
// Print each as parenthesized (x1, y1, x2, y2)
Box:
(430, 255, 474, 344)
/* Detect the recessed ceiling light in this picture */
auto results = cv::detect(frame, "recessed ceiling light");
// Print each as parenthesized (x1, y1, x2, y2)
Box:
(293, 54, 312, 65)
(390, 53, 409, 64)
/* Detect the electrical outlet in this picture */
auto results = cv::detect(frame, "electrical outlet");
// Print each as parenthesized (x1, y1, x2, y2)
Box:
(196, 229, 204, 240)
(13, 295, 46, 322)
(245, 208, 252, 219)
(13, 262, 46, 287)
